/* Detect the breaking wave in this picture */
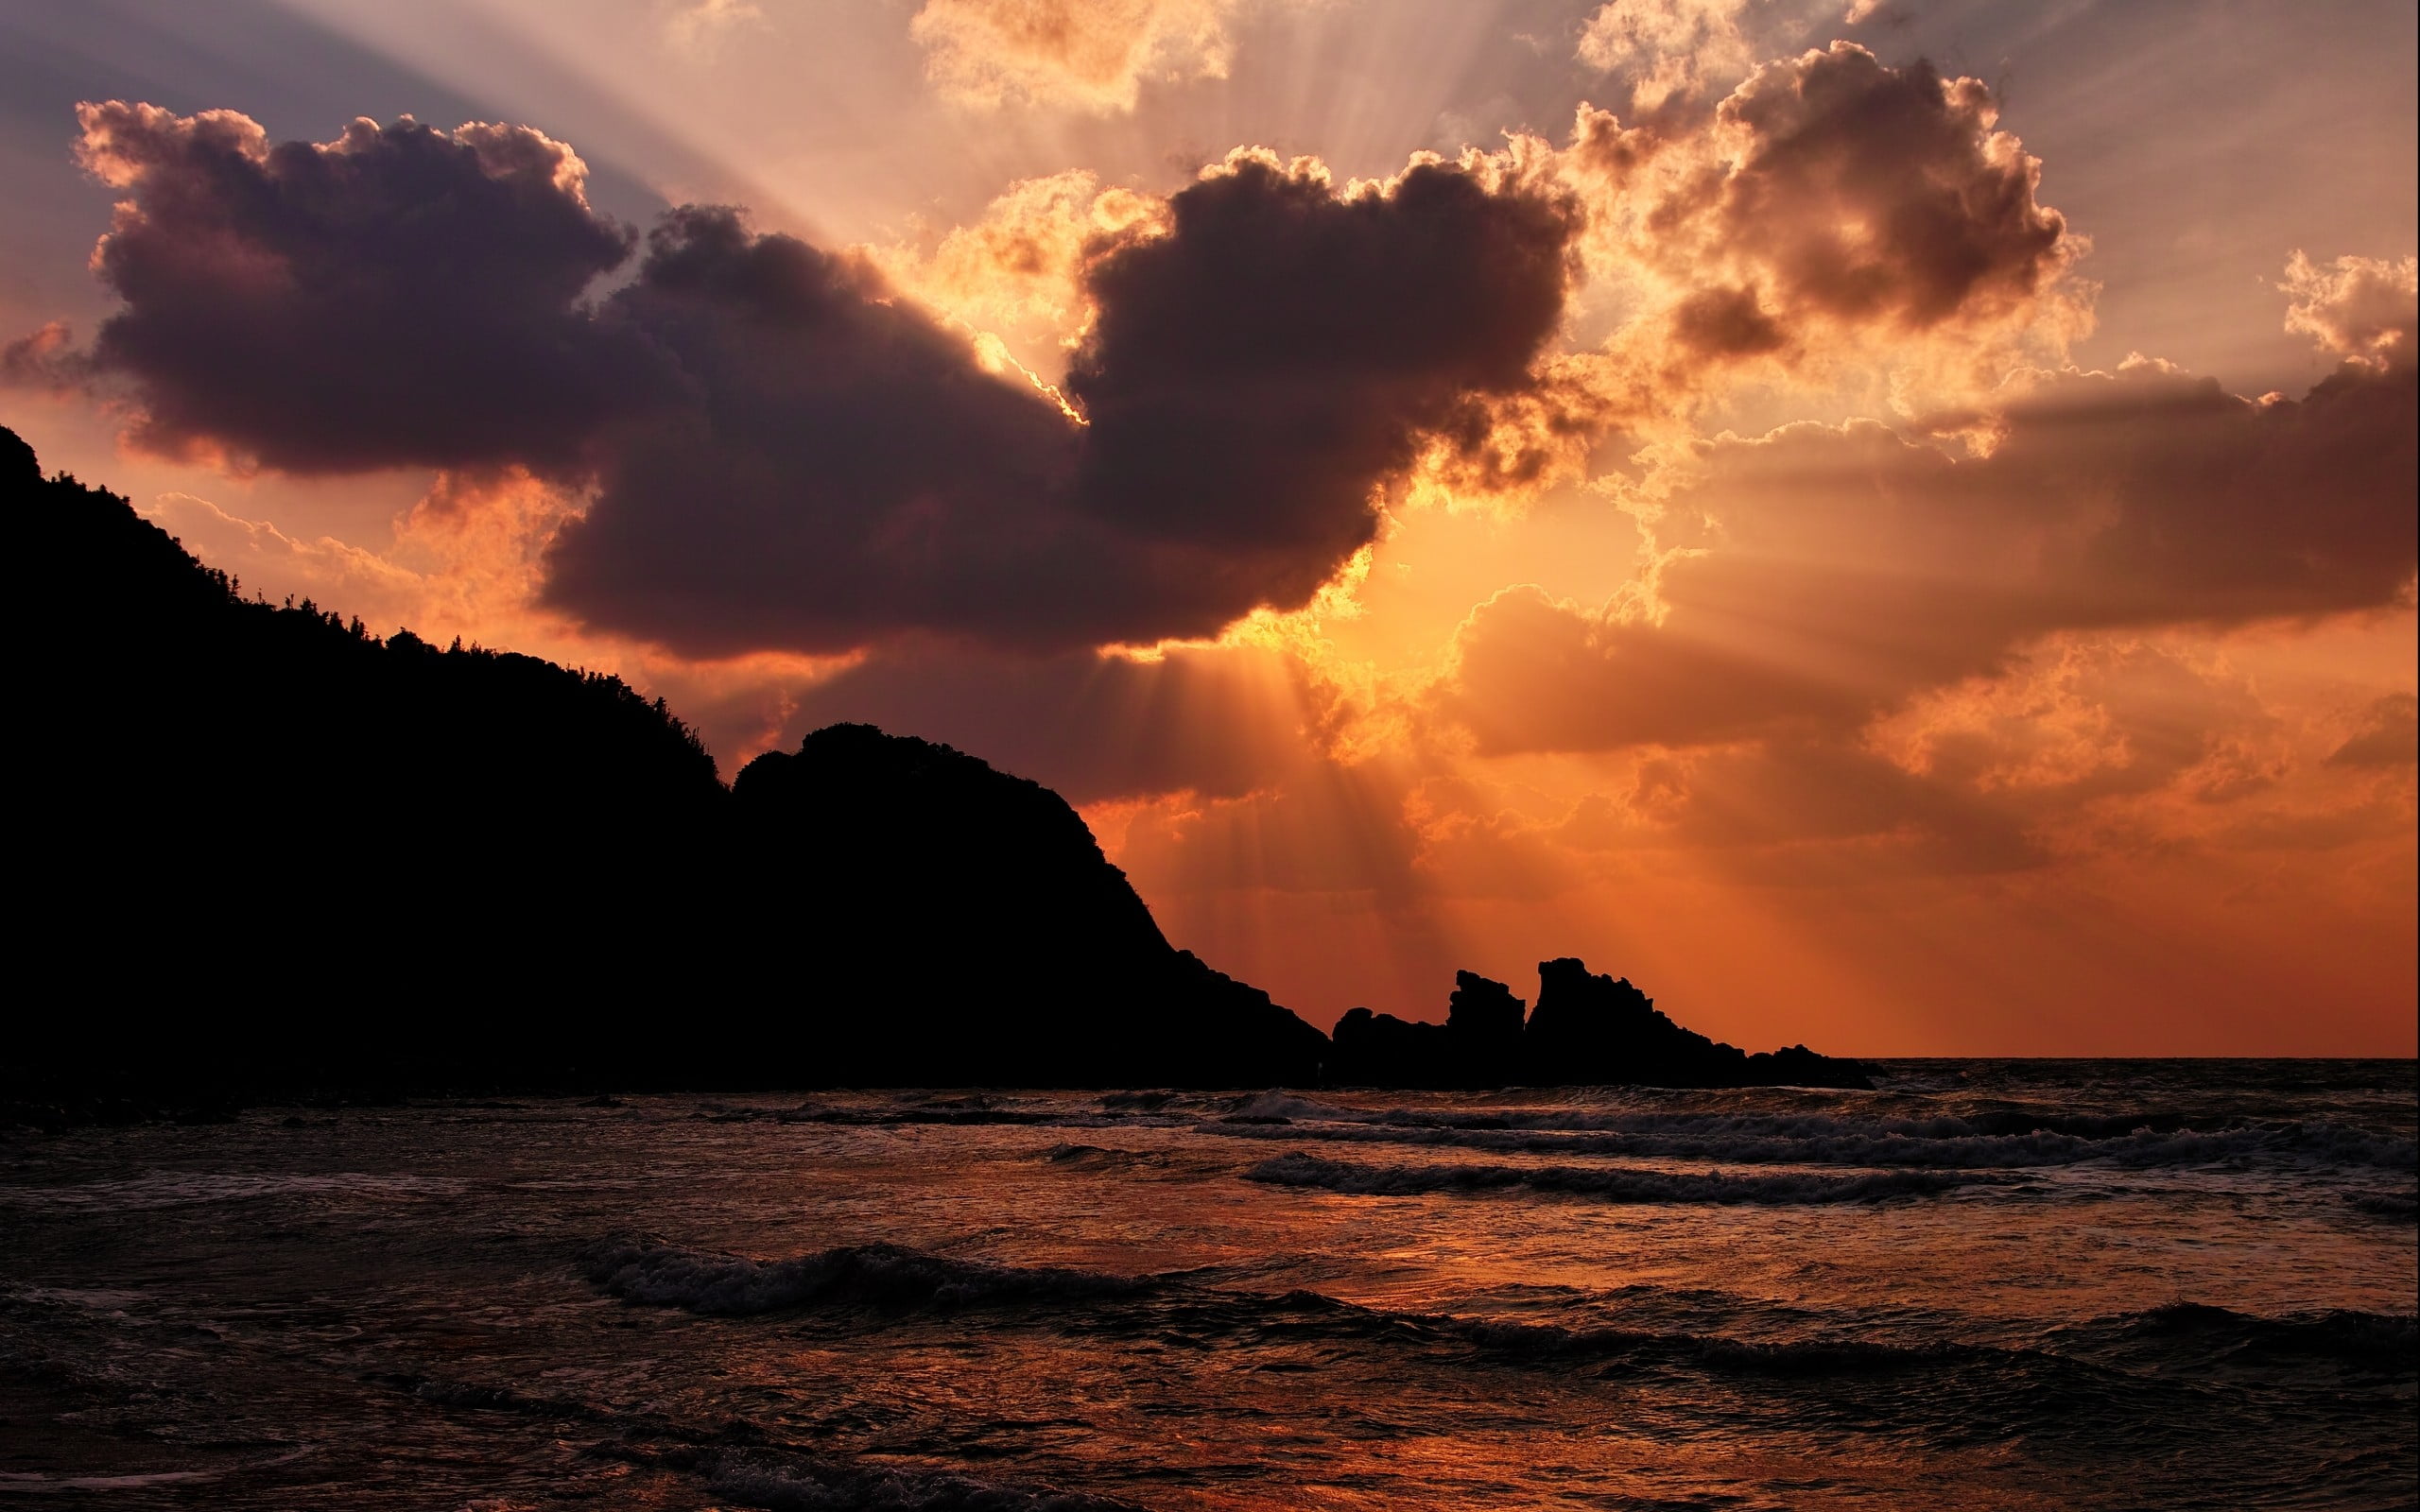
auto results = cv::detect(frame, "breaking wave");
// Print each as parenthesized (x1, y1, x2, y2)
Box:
(2343, 1190, 2418, 1221)
(578, 1236, 1156, 1316)
(570, 1236, 2008, 1384)
(573, 1234, 2412, 1406)
(0, 1171, 464, 1210)
(1242, 1151, 1992, 1202)
(2077, 1302, 2419, 1370)
(695, 1097, 1188, 1131)
(1194, 1101, 2418, 1173)
(703, 1450, 1143, 1511)
(364, 1370, 1142, 1510)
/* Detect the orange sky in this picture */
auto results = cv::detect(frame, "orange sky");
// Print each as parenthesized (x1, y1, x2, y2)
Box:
(2, 0, 2412, 1052)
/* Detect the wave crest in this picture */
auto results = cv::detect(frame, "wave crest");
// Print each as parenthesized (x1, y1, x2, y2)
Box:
(1241, 1152, 1992, 1203)
(705, 1449, 1144, 1511)
(578, 1236, 1155, 1316)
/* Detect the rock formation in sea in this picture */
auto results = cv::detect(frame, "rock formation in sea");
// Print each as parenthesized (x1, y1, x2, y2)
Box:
(1327, 1008, 1452, 1088)
(1526, 957, 1870, 1089)
(1445, 971, 1529, 1087)
(1327, 960, 1870, 1091)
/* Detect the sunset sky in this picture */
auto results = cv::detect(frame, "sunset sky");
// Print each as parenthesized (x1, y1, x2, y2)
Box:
(4, 0, 2412, 1054)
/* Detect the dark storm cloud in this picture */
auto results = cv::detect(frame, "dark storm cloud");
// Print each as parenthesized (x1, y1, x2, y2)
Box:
(1444, 356, 2419, 756)
(1067, 152, 1580, 558)
(1569, 42, 2081, 366)
(35, 102, 651, 473)
(1713, 44, 2071, 332)
(541, 205, 1104, 655)
(1668, 284, 1789, 358)
(546, 152, 1581, 655)
(25, 107, 1584, 655)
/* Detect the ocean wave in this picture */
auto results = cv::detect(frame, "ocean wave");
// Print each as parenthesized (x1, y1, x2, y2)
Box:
(2342, 1190, 2418, 1221)
(695, 1100, 1190, 1132)
(370, 1369, 612, 1425)
(1196, 1116, 2416, 1172)
(0, 1171, 463, 1210)
(697, 1102, 1060, 1127)
(704, 1448, 1144, 1511)
(576, 1247, 1981, 1386)
(573, 1234, 2414, 1407)
(2083, 1302, 2419, 1368)
(1223, 1091, 1360, 1122)
(1265, 1099, 2414, 1155)
(578, 1236, 1156, 1316)
(1432, 1313, 1965, 1376)
(1223, 1291, 2415, 1399)
(1040, 1143, 1178, 1171)
(692, 1091, 2418, 1173)
(367, 1371, 1140, 1510)
(1240, 1152, 1992, 1203)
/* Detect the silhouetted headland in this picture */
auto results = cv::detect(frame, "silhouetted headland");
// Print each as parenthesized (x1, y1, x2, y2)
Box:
(4, 425, 1865, 1111)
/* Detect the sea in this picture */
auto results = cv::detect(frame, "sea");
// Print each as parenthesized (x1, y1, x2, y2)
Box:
(1, 1060, 2413, 1510)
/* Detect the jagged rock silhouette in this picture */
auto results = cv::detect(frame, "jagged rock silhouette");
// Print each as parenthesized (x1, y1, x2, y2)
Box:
(1527, 957, 1868, 1089)
(1329, 961, 1868, 1090)
(1446, 971, 1528, 1087)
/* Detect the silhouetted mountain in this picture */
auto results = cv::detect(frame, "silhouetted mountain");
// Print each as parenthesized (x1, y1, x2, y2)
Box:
(5, 426, 1858, 1108)
(1330, 960, 1870, 1090)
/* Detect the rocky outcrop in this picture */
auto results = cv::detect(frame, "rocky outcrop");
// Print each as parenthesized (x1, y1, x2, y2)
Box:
(1526, 957, 1868, 1089)
(1323, 959, 1870, 1091)
(1445, 971, 1527, 1087)
(1527, 956, 1729, 1086)
(1328, 1008, 1451, 1088)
